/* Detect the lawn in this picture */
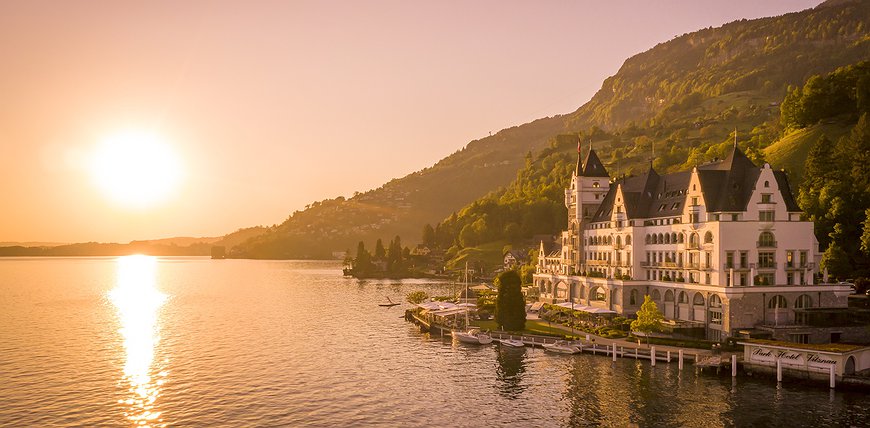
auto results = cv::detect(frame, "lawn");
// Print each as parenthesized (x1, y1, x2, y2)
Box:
(471, 319, 574, 338)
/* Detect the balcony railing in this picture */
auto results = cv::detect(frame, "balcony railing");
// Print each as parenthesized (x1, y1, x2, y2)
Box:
(757, 262, 777, 269)
(686, 262, 700, 269)
(757, 240, 778, 248)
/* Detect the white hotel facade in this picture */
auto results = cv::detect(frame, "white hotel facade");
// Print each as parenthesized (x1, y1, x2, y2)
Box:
(534, 143, 852, 342)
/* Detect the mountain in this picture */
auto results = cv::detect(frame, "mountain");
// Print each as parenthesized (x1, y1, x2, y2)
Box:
(232, 0, 869, 259)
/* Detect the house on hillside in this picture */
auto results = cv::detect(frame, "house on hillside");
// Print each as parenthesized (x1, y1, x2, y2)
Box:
(533, 139, 857, 344)
(503, 250, 527, 270)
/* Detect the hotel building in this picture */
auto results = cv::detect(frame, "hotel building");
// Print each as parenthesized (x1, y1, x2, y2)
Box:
(534, 143, 853, 342)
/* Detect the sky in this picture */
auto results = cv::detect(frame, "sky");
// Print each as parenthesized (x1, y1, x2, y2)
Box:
(0, 0, 822, 244)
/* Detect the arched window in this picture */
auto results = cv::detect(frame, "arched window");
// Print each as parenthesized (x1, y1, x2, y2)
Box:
(758, 231, 776, 247)
(664, 234, 671, 244)
(764, 180, 770, 188)
(671, 232, 677, 243)
(678, 291, 688, 304)
(767, 295, 788, 309)
(616, 236, 622, 246)
(630, 289, 638, 305)
(795, 294, 812, 309)
(591, 287, 606, 301)
(693, 293, 705, 306)
(709, 294, 722, 308)
(645, 234, 651, 244)
(664, 290, 675, 302)
(626, 235, 632, 245)
(704, 231, 714, 244)
(607, 236, 613, 245)
(690, 233, 699, 246)
(678, 233, 685, 244)
(658, 233, 664, 244)
(652, 289, 662, 301)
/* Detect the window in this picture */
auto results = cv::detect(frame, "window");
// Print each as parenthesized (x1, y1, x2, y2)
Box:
(767, 295, 787, 309)
(693, 293, 705, 306)
(757, 273, 775, 285)
(786, 250, 794, 267)
(726, 252, 734, 269)
(764, 180, 770, 188)
(740, 251, 748, 268)
(704, 231, 713, 244)
(678, 292, 688, 304)
(630, 289, 638, 305)
(758, 252, 775, 268)
(732, 214, 739, 221)
(795, 294, 812, 309)
(761, 194, 772, 203)
(690, 212, 700, 223)
(758, 231, 776, 248)
(800, 251, 808, 267)
(691, 196, 699, 206)
(791, 333, 809, 344)
(710, 311, 723, 325)
(759, 210, 775, 222)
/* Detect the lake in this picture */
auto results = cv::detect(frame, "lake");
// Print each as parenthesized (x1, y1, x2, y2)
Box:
(1, 257, 868, 427)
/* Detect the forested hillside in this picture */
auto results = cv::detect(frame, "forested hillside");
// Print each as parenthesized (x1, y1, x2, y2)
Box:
(232, 0, 869, 260)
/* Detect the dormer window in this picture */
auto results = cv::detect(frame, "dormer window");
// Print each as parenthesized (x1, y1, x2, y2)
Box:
(761, 194, 772, 203)
(764, 180, 770, 188)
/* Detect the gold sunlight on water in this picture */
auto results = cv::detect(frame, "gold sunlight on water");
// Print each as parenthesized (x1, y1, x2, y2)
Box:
(110, 255, 167, 427)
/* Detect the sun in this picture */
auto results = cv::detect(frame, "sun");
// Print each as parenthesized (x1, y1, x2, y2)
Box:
(90, 131, 183, 208)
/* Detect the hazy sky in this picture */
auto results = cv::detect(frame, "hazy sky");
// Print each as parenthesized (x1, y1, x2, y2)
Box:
(0, 0, 821, 243)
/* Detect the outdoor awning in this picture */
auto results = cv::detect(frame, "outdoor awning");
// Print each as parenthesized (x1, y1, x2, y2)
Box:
(417, 301, 458, 311)
(430, 307, 470, 317)
(553, 301, 616, 314)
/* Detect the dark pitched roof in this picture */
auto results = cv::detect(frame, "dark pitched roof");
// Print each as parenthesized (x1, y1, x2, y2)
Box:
(697, 145, 759, 212)
(773, 171, 801, 212)
(588, 146, 800, 220)
(581, 149, 609, 177)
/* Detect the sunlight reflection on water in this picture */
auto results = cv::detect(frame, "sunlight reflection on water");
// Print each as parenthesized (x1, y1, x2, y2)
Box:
(109, 255, 167, 427)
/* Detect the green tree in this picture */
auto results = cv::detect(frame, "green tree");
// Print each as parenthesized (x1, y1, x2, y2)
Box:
(354, 241, 372, 274)
(422, 224, 436, 247)
(630, 295, 663, 343)
(495, 270, 526, 331)
(374, 239, 386, 260)
(862, 208, 870, 256)
(406, 290, 429, 305)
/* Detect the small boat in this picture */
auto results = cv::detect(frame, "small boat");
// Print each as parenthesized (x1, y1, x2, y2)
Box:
(453, 328, 494, 345)
(499, 338, 525, 348)
(378, 297, 400, 307)
(542, 340, 583, 354)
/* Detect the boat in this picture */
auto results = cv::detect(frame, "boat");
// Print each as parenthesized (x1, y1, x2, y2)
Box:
(452, 262, 493, 345)
(378, 296, 400, 307)
(453, 328, 493, 345)
(542, 340, 583, 354)
(499, 337, 525, 348)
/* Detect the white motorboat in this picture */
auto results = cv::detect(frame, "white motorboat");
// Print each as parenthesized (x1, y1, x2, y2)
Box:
(453, 328, 494, 345)
(499, 338, 525, 348)
(542, 340, 583, 354)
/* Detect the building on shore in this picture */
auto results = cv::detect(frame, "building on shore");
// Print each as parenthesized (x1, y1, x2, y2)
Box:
(533, 140, 855, 343)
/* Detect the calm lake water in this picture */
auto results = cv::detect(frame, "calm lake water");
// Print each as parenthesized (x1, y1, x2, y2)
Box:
(1, 257, 868, 427)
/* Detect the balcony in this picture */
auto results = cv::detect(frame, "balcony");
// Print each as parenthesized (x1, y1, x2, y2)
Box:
(756, 240, 778, 248)
(586, 259, 610, 266)
(723, 263, 751, 271)
(686, 262, 700, 269)
(757, 262, 777, 270)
